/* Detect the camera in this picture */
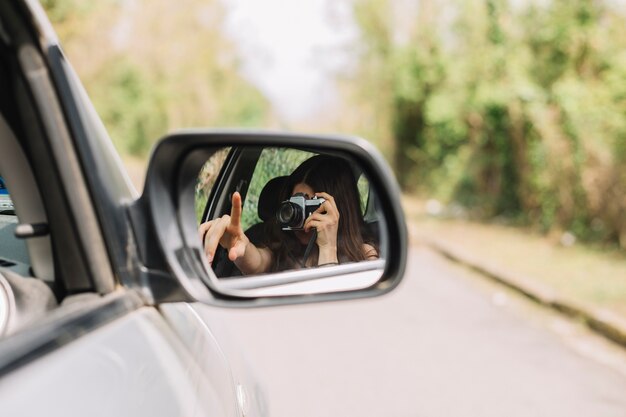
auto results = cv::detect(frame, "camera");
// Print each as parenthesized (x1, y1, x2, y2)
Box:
(277, 193, 325, 230)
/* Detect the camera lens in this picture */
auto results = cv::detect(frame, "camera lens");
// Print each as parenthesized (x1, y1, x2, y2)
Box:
(277, 201, 303, 227)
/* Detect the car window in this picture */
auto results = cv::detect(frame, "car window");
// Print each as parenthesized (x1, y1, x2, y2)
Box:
(357, 173, 370, 217)
(241, 148, 315, 231)
(0, 171, 55, 338)
(196, 148, 231, 222)
(0, 174, 30, 270)
(1, 92, 62, 337)
(0, 175, 14, 214)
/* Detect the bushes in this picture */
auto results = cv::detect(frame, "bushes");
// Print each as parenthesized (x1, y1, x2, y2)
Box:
(351, 0, 626, 249)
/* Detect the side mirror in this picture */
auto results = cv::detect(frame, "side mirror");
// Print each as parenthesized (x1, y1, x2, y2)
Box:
(130, 130, 407, 307)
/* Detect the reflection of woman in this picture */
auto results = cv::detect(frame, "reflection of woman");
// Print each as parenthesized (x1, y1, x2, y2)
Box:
(199, 155, 378, 275)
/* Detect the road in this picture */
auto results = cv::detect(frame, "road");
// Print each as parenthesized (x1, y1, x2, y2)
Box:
(198, 245, 626, 417)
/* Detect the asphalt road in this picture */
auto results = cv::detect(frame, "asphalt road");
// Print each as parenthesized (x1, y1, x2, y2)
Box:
(200, 246, 626, 417)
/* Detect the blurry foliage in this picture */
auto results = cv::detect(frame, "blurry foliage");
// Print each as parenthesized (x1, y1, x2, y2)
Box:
(195, 147, 230, 222)
(43, 0, 270, 159)
(240, 148, 314, 230)
(349, 0, 626, 250)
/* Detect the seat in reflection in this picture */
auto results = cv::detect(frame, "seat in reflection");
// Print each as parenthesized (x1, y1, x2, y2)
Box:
(245, 175, 287, 246)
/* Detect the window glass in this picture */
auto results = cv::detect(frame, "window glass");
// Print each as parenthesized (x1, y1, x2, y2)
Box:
(0, 174, 30, 270)
(357, 174, 370, 216)
(196, 148, 231, 222)
(241, 148, 315, 230)
(0, 175, 14, 214)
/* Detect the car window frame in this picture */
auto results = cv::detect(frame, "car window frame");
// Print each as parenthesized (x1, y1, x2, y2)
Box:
(202, 146, 262, 223)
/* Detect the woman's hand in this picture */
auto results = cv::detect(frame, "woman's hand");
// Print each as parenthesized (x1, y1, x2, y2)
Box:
(198, 191, 248, 264)
(304, 192, 339, 264)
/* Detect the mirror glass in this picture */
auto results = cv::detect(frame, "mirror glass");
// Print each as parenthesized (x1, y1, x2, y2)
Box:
(195, 146, 387, 296)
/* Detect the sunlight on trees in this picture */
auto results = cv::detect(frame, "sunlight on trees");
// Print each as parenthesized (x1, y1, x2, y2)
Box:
(42, 0, 626, 250)
(346, 0, 626, 250)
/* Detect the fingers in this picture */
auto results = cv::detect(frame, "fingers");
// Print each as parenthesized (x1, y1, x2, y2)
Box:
(313, 203, 326, 214)
(305, 192, 340, 233)
(229, 239, 247, 261)
(198, 220, 214, 244)
(306, 212, 333, 225)
(230, 191, 242, 228)
(304, 212, 338, 232)
(315, 192, 335, 204)
(203, 216, 229, 263)
(198, 193, 243, 266)
(314, 192, 338, 216)
(304, 218, 322, 233)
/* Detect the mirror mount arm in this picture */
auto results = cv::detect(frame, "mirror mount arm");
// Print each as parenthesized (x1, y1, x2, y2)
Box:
(125, 196, 199, 304)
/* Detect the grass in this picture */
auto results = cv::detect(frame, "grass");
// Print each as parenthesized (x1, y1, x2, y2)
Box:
(403, 195, 626, 318)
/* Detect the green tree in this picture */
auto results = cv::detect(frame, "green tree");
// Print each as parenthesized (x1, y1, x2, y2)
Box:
(43, 0, 271, 158)
(346, 0, 626, 249)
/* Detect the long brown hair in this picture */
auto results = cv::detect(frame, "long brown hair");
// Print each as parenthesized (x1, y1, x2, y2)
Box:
(264, 154, 376, 271)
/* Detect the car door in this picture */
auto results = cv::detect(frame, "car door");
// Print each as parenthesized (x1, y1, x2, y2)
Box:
(0, 2, 245, 416)
(1, 2, 407, 416)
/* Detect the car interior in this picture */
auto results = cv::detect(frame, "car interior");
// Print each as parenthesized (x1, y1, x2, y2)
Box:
(0, 4, 111, 338)
(0, 114, 58, 337)
(244, 175, 289, 246)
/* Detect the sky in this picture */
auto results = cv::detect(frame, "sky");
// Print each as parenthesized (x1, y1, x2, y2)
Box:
(223, 0, 358, 123)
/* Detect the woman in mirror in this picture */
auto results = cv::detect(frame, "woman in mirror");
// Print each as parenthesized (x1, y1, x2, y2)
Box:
(199, 155, 379, 275)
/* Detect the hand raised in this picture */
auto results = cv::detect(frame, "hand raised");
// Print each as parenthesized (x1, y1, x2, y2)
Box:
(198, 191, 249, 263)
(304, 192, 339, 251)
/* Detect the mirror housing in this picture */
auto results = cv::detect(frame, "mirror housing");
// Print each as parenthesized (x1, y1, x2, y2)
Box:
(129, 130, 407, 307)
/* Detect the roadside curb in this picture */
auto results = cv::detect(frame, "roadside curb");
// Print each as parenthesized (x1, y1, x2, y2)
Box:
(418, 234, 626, 349)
